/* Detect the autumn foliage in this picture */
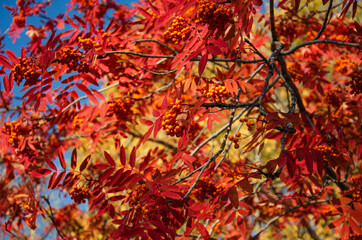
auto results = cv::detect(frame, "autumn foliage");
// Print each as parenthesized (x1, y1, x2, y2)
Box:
(0, 0, 361, 239)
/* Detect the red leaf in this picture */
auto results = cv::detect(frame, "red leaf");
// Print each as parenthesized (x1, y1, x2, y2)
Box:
(51, 171, 66, 189)
(48, 172, 57, 189)
(108, 204, 116, 219)
(5, 50, 18, 64)
(225, 211, 236, 225)
(328, 215, 346, 229)
(195, 222, 210, 239)
(105, 151, 115, 167)
(29, 168, 52, 178)
(44, 157, 57, 171)
(71, 149, 77, 170)
(198, 53, 208, 76)
(130, 147, 136, 168)
(109, 169, 124, 187)
(99, 167, 115, 182)
(120, 146, 126, 166)
(229, 186, 239, 208)
(92, 164, 109, 171)
(76, 83, 98, 104)
(162, 191, 181, 200)
(66, 16, 79, 30)
(207, 45, 222, 55)
(238, 179, 253, 193)
(58, 148, 66, 170)
(82, 74, 98, 86)
(0, 55, 12, 69)
(349, 217, 362, 234)
(80, 155, 91, 172)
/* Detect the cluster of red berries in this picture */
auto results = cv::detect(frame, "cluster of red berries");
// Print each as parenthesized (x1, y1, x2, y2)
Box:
(195, 0, 233, 32)
(3, 121, 22, 146)
(194, 176, 224, 200)
(108, 97, 136, 120)
(201, 85, 229, 102)
(129, 184, 153, 218)
(346, 64, 362, 95)
(13, 13, 26, 28)
(240, 117, 258, 131)
(73, 115, 84, 129)
(162, 100, 184, 137)
(344, 175, 362, 203)
(314, 144, 339, 162)
(324, 88, 343, 108)
(22, 201, 36, 229)
(164, 17, 191, 44)
(58, 48, 89, 73)
(229, 132, 241, 149)
(11, 57, 40, 86)
(335, 59, 354, 75)
(78, 37, 101, 51)
(70, 186, 91, 204)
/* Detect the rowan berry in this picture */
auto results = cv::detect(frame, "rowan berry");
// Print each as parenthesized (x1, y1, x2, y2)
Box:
(346, 64, 362, 95)
(194, 0, 233, 32)
(58, 48, 89, 73)
(194, 176, 224, 200)
(201, 84, 229, 102)
(108, 97, 136, 121)
(334, 59, 354, 75)
(11, 57, 40, 86)
(162, 100, 184, 137)
(324, 88, 344, 108)
(73, 115, 84, 129)
(70, 186, 91, 204)
(3, 121, 22, 146)
(78, 37, 101, 51)
(164, 16, 191, 44)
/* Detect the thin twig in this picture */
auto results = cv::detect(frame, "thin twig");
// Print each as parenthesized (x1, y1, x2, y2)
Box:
(314, 0, 333, 40)
(42, 196, 65, 240)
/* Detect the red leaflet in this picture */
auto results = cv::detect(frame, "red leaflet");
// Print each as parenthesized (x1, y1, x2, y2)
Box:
(129, 147, 136, 168)
(50, 171, 66, 189)
(29, 168, 52, 178)
(120, 146, 126, 166)
(71, 149, 77, 169)
(80, 155, 91, 172)
(104, 151, 116, 167)
(229, 186, 239, 208)
(92, 164, 110, 171)
(5, 50, 18, 64)
(44, 157, 57, 171)
(48, 172, 57, 189)
(162, 191, 181, 200)
(76, 83, 98, 104)
(198, 53, 208, 76)
(58, 148, 66, 170)
(195, 222, 210, 240)
(99, 167, 115, 183)
(0, 55, 12, 69)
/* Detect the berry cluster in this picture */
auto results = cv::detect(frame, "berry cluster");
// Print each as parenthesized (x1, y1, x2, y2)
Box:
(314, 144, 339, 162)
(11, 57, 40, 86)
(13, 13, 26, 28)
(3, 121, 22, 146)
(324, 88, 343, 108)
(73, 115, 84, 129)
(335, 59, 354, 75)
(240, 117, 256, 131)
(229, 132, 241, 149)
(343, 175, 362, 203)
(108, 97, 136, 120)
(70, 186, 91, 204)
(78, 37, 101, 51)
(194, 176, 224, 200)
(346, 64, 362, 95)
(164, 17, 191, 44)
(129, 183, 153, 218)
(201, 85, 229, 102)
(58, 48, 89, 73)
(22, 201, 32, 213)
(162, 100, 184, 137)
(195, 0, 233, 32)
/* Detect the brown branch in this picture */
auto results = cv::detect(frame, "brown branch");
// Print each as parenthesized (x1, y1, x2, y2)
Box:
(281, 39, 360, 55)
(42, 196, 65, 240)
(313, 0, 333, 40)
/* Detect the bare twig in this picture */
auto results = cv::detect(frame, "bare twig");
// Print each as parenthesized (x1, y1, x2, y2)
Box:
(42, 196, 65, 240)
(314, 0, 333, 40)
